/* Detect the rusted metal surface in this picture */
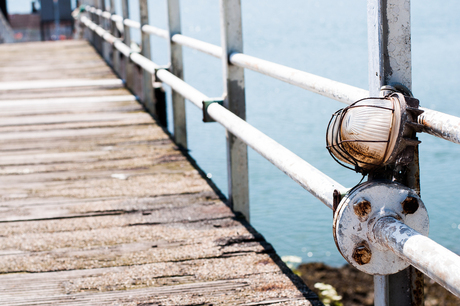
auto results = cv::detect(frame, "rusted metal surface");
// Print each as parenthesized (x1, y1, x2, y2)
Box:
(333, 181, 429, 275)
(353, 200, 371, 222)
(0, 40, 320, 305)
(352, 241, 372, 265)
(374, 216, 460, 298)
(419, 107, 460, 145)
(401, 196, 419, 215)
(367, 0, 424, 303)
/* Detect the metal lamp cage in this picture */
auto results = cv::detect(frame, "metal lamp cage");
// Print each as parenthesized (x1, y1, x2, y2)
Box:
(326, 96, 397, 174)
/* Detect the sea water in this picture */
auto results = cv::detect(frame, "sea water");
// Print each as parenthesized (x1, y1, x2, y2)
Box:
(9, 0, 460, 267)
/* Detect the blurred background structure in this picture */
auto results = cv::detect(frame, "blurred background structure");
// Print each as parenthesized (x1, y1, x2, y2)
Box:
(0, 0, 73, 42)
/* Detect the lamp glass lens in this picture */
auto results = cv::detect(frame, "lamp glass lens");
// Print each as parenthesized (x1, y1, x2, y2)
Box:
(340, 99, 394, 165)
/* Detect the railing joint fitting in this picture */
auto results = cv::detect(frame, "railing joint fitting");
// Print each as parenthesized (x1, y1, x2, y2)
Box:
(153, 65, 171, 81)
(202, 98, 224, 122)
(128, 50, 138, 63)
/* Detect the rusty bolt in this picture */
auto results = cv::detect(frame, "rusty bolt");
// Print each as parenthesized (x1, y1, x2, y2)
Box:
(401, 196, 419, 214)
(353, 200, 372, 221)
(352, 241, 372, 265)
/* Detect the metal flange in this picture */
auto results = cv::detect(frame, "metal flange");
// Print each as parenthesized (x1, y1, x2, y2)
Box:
(333, 181, 429, 275)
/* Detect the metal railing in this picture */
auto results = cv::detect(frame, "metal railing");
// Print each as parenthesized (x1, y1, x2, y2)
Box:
(76, 1, 460, 304)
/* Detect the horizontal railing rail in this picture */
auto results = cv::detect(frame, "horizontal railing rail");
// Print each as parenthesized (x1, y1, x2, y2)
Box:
(78, 2, 460, 302)
(80, 14, 346, 209)
(374, 216, 460, 297)
(91, 6, 460, 146)
(142, 24, 169, 39)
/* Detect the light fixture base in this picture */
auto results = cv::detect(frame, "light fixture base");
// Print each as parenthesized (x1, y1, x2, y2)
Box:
(333, 181, 429, 275)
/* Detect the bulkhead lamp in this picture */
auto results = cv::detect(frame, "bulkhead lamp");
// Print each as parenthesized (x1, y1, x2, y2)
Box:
(326, 91, 423, 173)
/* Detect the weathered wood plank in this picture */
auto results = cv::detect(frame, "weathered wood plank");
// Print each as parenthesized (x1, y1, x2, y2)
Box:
(0, 40, 320, 305)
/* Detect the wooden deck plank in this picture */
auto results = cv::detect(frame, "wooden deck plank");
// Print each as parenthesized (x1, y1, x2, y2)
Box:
(0, 40, 320, 305)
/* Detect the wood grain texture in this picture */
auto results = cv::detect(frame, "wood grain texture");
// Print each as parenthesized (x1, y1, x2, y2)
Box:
(0, 40, 320, 305)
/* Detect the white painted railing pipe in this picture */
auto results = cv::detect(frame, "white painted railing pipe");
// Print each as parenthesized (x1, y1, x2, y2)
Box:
(374, 216, 460, 298)
(114, 40, 131, 57)
(81, 16, 117, 44)
(156, 69, 208, 109)
(154, 65, 347, 208)
(229, 52, 369, 105)
(142, 25, 169, 39)
(111, 15, 123, 23)
(171, 34, 222, 58)
(130, 53, 158, 74)
(101, 11, 111, 19)
(206, 102, 345, 209)
(124, 18, 140, 29)
(419, 108, 460, 145)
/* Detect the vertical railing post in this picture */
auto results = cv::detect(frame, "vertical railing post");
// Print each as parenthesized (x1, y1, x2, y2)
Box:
(82, 0, 91, 41)
(109, 0, 120, 74)
(139, 0, 154, 113)
(99, 0, 109, 62)
(220, 0, 250, 221)
(167, 0, 187, 148)
(88, 0, 96, 45)
(93, 0, 102, 52)
(368, 0, 423, 305)
(121, 0, 134, 90)
(74, 0, 83, 40)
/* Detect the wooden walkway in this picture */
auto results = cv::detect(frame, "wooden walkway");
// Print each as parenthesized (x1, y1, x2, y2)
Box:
(0, 40, 320, 305)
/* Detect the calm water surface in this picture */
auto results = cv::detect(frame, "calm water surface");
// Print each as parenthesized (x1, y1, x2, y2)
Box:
(10, 0, 460, 267)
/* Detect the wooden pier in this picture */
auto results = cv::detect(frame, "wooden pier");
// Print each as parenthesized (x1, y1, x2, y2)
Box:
(0, 40, 320, 305)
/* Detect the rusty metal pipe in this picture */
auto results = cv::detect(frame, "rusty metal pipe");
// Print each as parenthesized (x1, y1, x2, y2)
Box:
(418, 107, 460, 145)
(373, 216, 460, 298)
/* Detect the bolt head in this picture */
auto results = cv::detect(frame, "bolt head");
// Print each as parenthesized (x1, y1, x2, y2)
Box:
(401, 196, 419, 214)
(353, 200, 372, 221)
(352, 241, 372, 265)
